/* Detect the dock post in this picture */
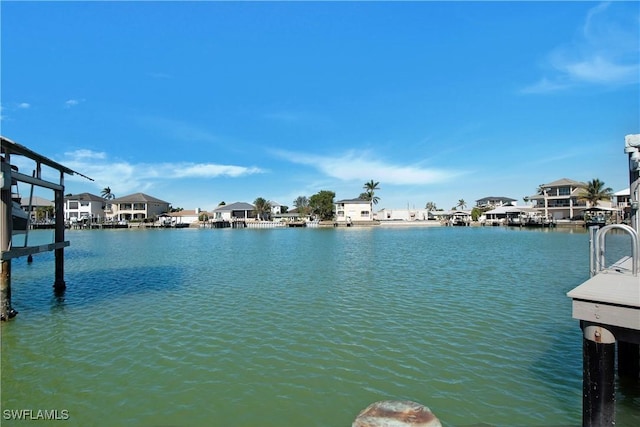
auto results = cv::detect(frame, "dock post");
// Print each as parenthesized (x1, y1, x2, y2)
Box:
(582, 323, 616, 426)
(1, 161, 15, 320)
(53, 179, 65, 291)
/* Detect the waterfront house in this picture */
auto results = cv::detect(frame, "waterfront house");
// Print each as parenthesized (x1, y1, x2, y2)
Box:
(475, 196, 517, 209)
(64, 192, 106, 223)
(168, 208, 203, 226)
(614, 188, 631, 222)
(21, 195, 55, 222)
(375, 207, 434, 221)
(212, 202, 256, 221)
(269, 201, 282, 215)
(335, 198, 373, 224)
(529, 178, 588, 220)
(106, 192, 170, 222)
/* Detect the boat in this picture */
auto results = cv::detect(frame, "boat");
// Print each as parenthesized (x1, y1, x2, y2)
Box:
(583, 206, 618, 229)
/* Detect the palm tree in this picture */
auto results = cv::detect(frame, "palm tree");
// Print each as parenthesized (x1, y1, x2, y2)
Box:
(362, 180, 381, 205)
(253, 197, 272, 221)
(578, 178, 614, 207)
(425, 201, 437, 211)
(457, 199, 466, 210)
(101, 186, 115, 200)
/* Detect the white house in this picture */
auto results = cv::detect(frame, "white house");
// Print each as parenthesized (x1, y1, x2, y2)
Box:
(335, 198, 373, 224)
(64, 192, 106, 223)
(168, 208, 203, 225)
(375, 208, 434, 222)
(106, 192, 170, 221)
(475, 196, 517, 208)
(614, 188, 631, 222)
(212, 202, 256, 221)
(269, 201, 282, 215)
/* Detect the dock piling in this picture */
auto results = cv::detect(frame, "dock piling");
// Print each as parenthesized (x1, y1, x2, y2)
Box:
(582, 323, 616, 426)
(53, 184, 66, 291)
(1, 158, 15, 320)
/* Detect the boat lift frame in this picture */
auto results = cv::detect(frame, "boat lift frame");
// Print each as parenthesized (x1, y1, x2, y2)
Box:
(1, 136, 92, 320)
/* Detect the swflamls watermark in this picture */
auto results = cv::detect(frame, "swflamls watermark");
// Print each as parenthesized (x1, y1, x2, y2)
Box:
(2, 409, 70, 421)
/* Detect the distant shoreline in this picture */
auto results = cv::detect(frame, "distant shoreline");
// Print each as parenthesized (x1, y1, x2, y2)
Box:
(377, 220, 442, 227)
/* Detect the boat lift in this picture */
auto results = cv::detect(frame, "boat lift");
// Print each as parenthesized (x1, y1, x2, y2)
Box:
(1, 136, 92, 320)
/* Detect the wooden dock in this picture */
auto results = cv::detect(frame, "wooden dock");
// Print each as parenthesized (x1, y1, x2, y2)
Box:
(1, 136, 92, 320)
(566, 134, 639, 426)
(567, 225, 639, 427)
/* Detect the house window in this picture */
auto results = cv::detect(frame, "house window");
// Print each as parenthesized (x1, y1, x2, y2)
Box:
(558, 187, 571, 196)
(68, 201, 78, 209)
(337, 210, 345, 217)
(360, 211, 370, 217)
(80, 202, 89, 207)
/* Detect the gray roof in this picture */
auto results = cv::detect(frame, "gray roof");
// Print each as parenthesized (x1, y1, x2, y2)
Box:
(213, 202, 255, 212)
(110, 192, 169, 204)
(541, 178, 586, 187)
(476, 196, 516, 203)
(21, 196, 54, 207)
(64, 192, 105, 202)
(529, 178, 587, 199)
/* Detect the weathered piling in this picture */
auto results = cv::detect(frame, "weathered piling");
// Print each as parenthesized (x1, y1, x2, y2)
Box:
(1, 164, 16, 320)
(53, 182, 66, 291)
(582, 324, 616, 426)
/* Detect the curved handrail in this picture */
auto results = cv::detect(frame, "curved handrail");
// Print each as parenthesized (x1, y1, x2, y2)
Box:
(593, 224, 639, 276)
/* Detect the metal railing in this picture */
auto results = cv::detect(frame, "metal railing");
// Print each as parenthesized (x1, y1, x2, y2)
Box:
(589, 224, 639, 277)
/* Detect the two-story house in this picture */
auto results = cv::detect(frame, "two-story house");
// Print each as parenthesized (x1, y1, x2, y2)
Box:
(614, 188, 631, 222)
(529, 178, 588, 220)
(335, 198, 373, 224)
(106, 192, 170, 222)
(475, 196, 517, 209)
(64, 192, 106, 223)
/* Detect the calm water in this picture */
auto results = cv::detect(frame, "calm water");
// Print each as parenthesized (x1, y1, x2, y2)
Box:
(1, 226, 639, 426)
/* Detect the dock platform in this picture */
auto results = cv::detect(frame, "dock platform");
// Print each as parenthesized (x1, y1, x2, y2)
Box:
(567, 224, 639, 426)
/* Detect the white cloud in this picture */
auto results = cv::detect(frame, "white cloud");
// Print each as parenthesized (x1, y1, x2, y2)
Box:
(64, 149, 107, 160)
(18, 102, 30, 109)
(173, 163, 264, 178)
(549, 52, 639, 86)
(522, 2, 639, 93)
(65, 99, 81, 108)
(520, 77, 571, 95)
(276, 149, 464, 185)
(58, 150, 264, 196)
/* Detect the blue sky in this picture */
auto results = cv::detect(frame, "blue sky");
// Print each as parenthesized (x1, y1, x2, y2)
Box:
(1, 1, 638, 211)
